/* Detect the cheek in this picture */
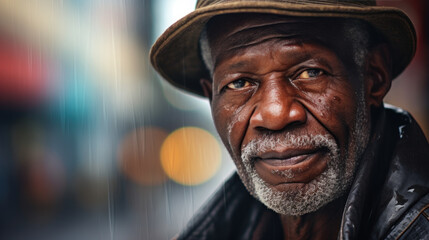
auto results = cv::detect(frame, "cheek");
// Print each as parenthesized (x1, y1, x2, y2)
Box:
(295, 74, 357, 125)
(314, 80, 357, 121)
(212, 99, 251, 158)
(302, 84, 359, 149)
(316, 93, 350, 121)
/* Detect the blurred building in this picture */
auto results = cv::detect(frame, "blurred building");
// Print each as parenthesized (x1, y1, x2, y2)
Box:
(0, 0, 427, 240)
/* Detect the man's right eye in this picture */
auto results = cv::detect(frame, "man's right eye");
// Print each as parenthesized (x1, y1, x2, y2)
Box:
(226, 79, 250, 90)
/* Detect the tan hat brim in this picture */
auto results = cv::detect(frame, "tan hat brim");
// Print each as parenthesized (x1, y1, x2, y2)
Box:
(150, 2, 416, 97)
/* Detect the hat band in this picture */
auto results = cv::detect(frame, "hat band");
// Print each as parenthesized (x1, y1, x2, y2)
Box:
(197, 0, 376, 9)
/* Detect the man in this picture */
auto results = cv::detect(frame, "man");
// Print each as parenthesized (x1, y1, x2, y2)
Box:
(150, 0, 429, 239)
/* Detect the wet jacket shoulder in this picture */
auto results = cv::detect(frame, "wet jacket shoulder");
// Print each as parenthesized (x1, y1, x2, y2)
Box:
(176, 105, 429, 240)
(367, 106, 429, 239)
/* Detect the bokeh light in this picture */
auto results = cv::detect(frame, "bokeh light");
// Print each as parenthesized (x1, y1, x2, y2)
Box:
(160, 127, 221, 186)
(11, 122, 66, 210)
(118, 126, 169, 186)
(0, 36, 49, 105)
(23, 152, 66, 210)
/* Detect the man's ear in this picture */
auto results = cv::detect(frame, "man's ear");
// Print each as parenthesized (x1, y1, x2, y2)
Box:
(200, 78, 213, 102)
(365, 44, 392, 108)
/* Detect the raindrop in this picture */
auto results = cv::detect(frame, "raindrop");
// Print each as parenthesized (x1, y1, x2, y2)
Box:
(333, 96, 341, 102)
(395, 205, 404, 211)
(407, 185, 427, 195)
(394, 191, 408, 212)
(398, 125, 406, 139)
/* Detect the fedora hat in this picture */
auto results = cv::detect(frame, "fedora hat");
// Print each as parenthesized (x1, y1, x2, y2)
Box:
(150, 0, 416, 97)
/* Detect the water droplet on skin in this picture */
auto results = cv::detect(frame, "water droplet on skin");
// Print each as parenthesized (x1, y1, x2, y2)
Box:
(398, 125, 406, 139)
(333, 96, 341, 102)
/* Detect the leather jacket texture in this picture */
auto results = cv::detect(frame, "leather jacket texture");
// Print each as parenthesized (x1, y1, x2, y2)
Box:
(176, 105, 429, 240)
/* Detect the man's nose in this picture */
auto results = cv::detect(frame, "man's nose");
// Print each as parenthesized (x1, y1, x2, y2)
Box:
(249, 84, 307, 131)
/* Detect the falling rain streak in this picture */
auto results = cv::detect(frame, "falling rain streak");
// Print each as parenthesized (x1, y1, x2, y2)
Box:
(0, 0, 427, 240)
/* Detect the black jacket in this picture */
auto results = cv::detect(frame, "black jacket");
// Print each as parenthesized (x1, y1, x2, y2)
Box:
(177, 106, 429, 240)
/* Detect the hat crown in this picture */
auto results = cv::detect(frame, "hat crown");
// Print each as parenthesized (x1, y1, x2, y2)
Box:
(197, 0, 376, 8)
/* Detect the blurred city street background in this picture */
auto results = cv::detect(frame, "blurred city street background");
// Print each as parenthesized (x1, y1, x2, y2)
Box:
(0, 0, 427, 239)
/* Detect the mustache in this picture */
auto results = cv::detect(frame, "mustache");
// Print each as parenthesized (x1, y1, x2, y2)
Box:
(241, 133, 338, 163)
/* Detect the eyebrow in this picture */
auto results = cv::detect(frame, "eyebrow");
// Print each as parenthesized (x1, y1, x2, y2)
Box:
(224, 61, 250, 71)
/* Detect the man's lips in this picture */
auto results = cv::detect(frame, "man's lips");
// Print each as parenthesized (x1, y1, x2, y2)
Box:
(255, 149, 319, 167)
(252, 148, 329, 185)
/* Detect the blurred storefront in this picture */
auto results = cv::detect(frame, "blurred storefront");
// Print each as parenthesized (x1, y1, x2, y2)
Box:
(0, 0, 427, 239)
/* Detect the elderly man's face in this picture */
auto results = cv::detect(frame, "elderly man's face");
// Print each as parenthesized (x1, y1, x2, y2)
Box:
(202, 14, 373, 215)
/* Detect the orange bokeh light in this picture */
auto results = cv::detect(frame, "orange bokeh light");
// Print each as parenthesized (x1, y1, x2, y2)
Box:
(160, 127, 221, 186)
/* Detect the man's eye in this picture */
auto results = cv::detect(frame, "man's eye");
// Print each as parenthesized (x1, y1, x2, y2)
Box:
(226, 79, 250, 89)
(297, 69, 324, 79)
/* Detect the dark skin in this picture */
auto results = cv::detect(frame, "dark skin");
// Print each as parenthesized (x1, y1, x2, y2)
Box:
(200, 14, 391, 239)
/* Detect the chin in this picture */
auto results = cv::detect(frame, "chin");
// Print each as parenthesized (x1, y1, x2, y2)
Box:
(251, 161, 350, 216)
(237, 133, 357, 216)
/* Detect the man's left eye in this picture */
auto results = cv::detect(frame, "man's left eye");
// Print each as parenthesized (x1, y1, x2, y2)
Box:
(297, 69, 324, 79)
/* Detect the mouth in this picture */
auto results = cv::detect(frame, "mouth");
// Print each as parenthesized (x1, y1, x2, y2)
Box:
(252, 148, 329, 185)
(254, 149, 320, 167)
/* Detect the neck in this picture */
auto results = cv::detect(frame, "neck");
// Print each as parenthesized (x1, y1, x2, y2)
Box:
(280, 195, 347, 240)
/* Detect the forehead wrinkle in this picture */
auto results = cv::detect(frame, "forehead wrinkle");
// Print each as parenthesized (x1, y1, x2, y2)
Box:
(214, 36, 301, 69)
(209, 14, 328, 42)
(210, 18, 330, 52)
(211, 22, 319, 66)
(215, 25, 308, 53)
(221, 60, 250, 72)
(215, 40, 319, 73)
